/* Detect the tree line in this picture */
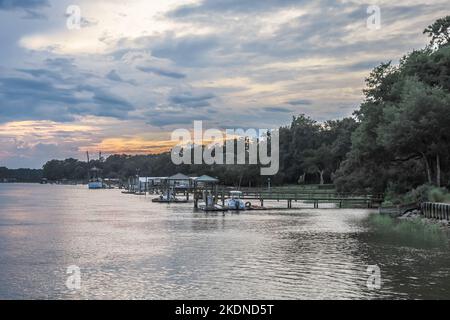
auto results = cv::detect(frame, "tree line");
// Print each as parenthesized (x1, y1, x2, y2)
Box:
(0, 167, 43, 182)
(40, 118, 356, 189)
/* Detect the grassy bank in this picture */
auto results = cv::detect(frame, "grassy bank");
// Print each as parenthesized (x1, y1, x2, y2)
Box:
(369, 214, 449, 247)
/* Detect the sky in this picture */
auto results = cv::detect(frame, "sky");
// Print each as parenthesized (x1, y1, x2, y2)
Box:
(0, 0, 448, 168)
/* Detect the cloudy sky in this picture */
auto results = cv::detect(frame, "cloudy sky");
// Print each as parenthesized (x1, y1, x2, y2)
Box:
(0, 0, 447, 168)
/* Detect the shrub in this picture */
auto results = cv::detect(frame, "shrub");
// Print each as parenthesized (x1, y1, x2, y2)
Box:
(428, 187, 450, 203)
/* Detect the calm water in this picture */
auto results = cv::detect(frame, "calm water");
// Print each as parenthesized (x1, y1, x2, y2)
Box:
(0, 184, 449, 300)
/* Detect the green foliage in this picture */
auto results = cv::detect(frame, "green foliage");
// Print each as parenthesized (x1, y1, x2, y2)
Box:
(335, 16, 450, 194)
(383, 184, 428, 205)
(369, 214, 448, 248)
(43, 158, 88, 181)
(428, 187, 450, 203)
(275, 115, 357, 185)
(383, 184, 450, 206)
(423, 16, 450, 49)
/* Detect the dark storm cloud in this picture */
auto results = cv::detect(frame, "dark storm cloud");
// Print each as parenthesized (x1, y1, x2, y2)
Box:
(137, 66, 186, 79)
(121, 1, 396, 72)
(163, 1, 416, 70)
(168, 0, 310, 17)
(0, 0, 49, 10)
(150, 34, 220, 67)
(165, 0, 432, 69)
(106, 70, 123, 82)
(21, 8, 47, 19)
(16, 68, 64, 81)
(239, 6, 364, 59)
(0, 0, 50, 20)
(263, 107, 292, 113)
(44, 57, 76, 69)
(169, 92, 215, 108)
(0, 75, 134, 123)
(288, 99, 313, 106)
(5, 60, 134, 122)
(146, 113, 211, 127)
(106, 70, 136, 85)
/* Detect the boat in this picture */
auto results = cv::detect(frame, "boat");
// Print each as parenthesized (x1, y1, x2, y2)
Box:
(152, 190, 187, 203)
(197, 194, 228, 211)
(86, 151, 104, 189)
(224, 191, 246, 210)
(88, 179, 103, 189)
(88, 167, 104, 189)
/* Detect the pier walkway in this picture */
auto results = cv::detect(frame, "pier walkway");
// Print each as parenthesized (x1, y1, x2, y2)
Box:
(127, 184, 384, 209)
(213, 190, 384, 209)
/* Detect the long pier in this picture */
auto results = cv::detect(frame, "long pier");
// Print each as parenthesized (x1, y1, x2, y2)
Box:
(125, 182, 384, 209)
(188, 188, 383, 209)
(213, 190, 383, 209)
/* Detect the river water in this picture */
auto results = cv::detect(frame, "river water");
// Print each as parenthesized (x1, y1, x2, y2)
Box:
(0, 184, 449, 300)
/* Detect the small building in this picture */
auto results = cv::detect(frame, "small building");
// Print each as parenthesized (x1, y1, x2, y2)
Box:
(193, 175, 221, 209)
(167, 173, 193, 188)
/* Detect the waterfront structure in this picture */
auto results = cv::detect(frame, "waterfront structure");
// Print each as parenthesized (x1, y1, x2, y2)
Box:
(88, 167, 103, 189)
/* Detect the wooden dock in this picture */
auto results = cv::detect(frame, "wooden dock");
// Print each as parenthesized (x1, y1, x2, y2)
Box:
(125, 182, 384, 210)
(194, 189, 383, 209)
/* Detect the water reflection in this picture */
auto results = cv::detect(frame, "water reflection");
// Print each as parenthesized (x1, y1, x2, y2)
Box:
(0, 184, 449, 299)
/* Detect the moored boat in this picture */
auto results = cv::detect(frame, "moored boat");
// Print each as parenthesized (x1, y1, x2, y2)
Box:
(88, 180, 103, 189)
(224, 191, 246, 210)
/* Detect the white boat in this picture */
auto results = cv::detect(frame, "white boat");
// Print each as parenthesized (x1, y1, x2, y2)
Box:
(86, 152, 104, 190)
(88, 180, 103, 189)
(224, 191, 246, 210)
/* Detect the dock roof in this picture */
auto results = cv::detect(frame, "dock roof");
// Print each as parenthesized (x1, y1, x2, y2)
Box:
(195, 175, 219, 183)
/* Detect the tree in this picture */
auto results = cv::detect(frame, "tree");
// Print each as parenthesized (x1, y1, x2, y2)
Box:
(424, 16, 450, 49)
(377, 78, 450, 187)
(335, 16, 450, 193)
(303, 145, 334, 185)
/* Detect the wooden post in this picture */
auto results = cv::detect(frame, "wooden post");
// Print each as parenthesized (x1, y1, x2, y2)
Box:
(214, 185, 218, 206)
(194, 195, 198, 209)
